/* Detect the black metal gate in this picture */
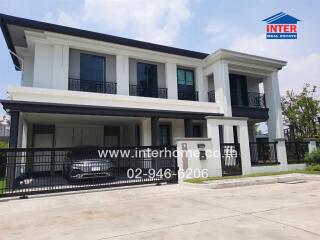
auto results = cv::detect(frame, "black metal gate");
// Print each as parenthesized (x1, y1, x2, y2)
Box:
(0, 146, 178, 197)
(220, 143, 242, 176)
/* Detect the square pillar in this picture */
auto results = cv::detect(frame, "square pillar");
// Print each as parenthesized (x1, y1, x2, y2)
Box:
(237, 122, 252, 175)
(141, 118, 151, 146)
(165, 62, 178, 99)
(206, 120, 222, 176)
(212, 61, 233, 142)
(116, 54, 129, 95)
(52, 44, 69, 90)
(196, 67, 207, 102)
(263, 71, 284, 141)
(151, 117, 160, 146)
(275, 138, 288, 171)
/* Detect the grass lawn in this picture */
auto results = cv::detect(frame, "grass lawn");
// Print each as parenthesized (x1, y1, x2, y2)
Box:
(0, 178, 5, 194)
(185, 170, 320, 184)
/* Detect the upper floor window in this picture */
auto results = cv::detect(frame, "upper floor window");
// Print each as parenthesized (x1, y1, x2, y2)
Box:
(80, 53, 106, 82)
(177, 68, 198, 101)
(177, 68, 194, 86)
(137, 62, 158, 88)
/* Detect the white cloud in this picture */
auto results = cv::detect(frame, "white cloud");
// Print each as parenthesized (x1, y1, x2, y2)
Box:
(229, 34, 320, 95)
(204, 22, 224, 34)
(44, 0, 191, 45)
(43, 11, 79, 28)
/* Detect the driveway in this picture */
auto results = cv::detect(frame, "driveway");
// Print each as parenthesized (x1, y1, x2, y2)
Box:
(1, 181, 320, 240)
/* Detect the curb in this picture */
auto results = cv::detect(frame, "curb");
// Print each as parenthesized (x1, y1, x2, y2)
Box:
(182, 174, 320, 189)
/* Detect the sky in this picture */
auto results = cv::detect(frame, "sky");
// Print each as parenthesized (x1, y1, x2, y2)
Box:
(0, 0, 319, 117)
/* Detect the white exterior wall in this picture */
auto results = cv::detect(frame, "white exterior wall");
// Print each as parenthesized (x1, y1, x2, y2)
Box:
(165, 62, 178, 99)
(33, 43, 69, 90)
(22, 56, 34, 87)
(116, 54, 129, 95)
(33, 43, 54, 88)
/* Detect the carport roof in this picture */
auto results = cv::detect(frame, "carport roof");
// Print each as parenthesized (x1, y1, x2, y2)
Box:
(0, 100, 223, 120)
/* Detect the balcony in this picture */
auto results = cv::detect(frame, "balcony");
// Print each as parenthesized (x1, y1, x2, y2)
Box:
(231, 91, 266, 108)
(231, 91, 268, 119)
(178, 90, 199, 101)
(129, 85, 168, 98)
(68, 78, 117, 94)
(208, 90, 215, 102)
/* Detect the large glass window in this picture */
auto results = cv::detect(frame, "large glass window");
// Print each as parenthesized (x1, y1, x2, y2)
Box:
(137, 62, 158, 97)
(80, 53, 106, 82)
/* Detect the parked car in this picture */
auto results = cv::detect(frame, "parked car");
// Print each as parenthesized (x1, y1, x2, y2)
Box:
(63, 146, 114, 182)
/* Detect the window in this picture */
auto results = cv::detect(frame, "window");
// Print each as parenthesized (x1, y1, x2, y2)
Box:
(137, 62, 157, 88)
(80, 53, 106, 82)
(177, 68, 194, 86)
(160, 124, 171, 146)
(193, 125, 202, 138)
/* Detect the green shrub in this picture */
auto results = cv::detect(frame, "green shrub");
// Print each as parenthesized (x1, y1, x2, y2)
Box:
(305, 148, 320, 165)
(306, 164, 320, 172)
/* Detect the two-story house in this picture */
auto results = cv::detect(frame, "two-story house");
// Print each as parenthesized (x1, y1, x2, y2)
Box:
(0, 14, 286, 151)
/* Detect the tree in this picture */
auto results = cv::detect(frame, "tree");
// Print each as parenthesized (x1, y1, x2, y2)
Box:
(281, 84, 320, 140)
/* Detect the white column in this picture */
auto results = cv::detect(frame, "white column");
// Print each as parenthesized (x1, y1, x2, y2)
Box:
(165, 62, 178, 99)
(141, 118, 151, 146)
(206, 120, 222, 176)
(52, 45, 69, 90)
(263, 71, 284, 141)
(237, 122, 251, 175)
(275, 138, 288, 171)
(196, 67, 207, 102)
(212, 61, 233, 143)
(116, 54, 129, 95)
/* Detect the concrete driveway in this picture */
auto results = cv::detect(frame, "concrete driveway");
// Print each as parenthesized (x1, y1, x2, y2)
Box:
(1, 181, 320, 240)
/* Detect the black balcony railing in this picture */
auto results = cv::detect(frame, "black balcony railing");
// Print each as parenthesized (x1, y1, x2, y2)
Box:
(208, 90, 215, 102)
(178, 90, 199, 101)
(68, 78, 117, 94)
(129, 85, 167, 98)
(248, 92, 266, 108)
(231, 91, 266, 108)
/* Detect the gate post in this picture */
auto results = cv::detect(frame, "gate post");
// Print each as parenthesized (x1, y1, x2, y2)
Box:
(237, 122, 251, 175)
(275, 138, 288, 171)
(206, 121, 222, 177)
(307, 139, 317, 153)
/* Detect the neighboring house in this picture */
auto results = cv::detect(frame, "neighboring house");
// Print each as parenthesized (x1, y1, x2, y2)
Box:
(0, 14, 286, 150)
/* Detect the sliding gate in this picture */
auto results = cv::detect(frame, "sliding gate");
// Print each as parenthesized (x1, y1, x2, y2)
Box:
(0, 146, 178, 197)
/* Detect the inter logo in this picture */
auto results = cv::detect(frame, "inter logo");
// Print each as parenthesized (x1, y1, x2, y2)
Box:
(263, 12, 300, 39)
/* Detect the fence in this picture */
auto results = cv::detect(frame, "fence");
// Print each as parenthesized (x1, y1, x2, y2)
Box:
(250, 142, 278, 165)
(0, 146, 178, 197)
(285, 142, 309, 164)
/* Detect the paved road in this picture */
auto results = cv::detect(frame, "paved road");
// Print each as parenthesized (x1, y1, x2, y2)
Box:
(1, 181, 320, 240)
